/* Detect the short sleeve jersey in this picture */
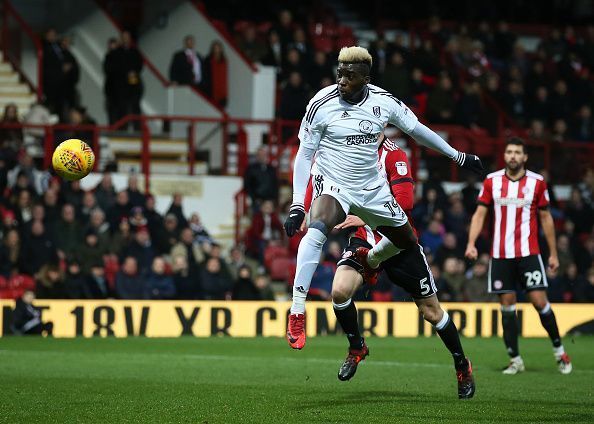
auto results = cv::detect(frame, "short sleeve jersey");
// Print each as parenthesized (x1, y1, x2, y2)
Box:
(297, 84, 418, 191)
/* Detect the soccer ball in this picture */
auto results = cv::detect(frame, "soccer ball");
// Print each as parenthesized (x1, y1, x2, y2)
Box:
(52, 139, 95, 181)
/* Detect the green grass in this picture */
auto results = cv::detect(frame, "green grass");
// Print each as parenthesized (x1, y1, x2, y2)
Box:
(0, 336, 593, 423)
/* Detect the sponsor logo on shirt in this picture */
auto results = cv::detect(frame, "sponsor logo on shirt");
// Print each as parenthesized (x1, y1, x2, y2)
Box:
(494, 197, 532, 207)
(359, 120, 373, 134)
(345, 134, 378, 145)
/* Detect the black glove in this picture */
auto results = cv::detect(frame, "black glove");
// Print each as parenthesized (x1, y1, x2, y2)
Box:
(454, 152, 484, 175)
(284, 203, 305, 237)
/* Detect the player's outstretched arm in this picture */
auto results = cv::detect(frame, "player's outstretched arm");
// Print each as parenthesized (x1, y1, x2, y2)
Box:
(465, 205, 488, 260)
(284, 144, 316, 237)
(409, 122, 484, 175)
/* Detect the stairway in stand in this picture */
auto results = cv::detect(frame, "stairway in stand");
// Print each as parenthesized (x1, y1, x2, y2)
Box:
(105, 135, 208, 175)
(0, 52, 37, 116)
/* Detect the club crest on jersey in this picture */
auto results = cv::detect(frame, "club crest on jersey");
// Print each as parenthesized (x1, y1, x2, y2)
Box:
(373, 106, 381, 117)
(359, 120, 373, 134)
(395, 161, 408, 175)
(522, 186, 532, 195)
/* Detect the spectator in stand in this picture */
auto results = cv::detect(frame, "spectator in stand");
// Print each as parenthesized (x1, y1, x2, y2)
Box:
(414, 39, 441, 78)
(254, 272, 275, 300)
(145, 256, 176, 300)
(273, 9, 295, 52)
(457, 81, 485, 129)
(87, 208, 110, 250)
(281, 48, 306, 84)
(577, 168, 594, 210)
(19, 220, 57, 276)
(279, 71, 309, 121)
(166, 193, 188, 228)
(59, 36, 80, 115)
(35, 263, 65, 299)
(41, 188, 60, 224)
(79, 190, 98, 224)
(432, 263, 453, 301)
(527, 86, 552, 124)
(426, 73, 456, 124)
(445, 194, 468, 236)
(52, 203, 82, 259)
(169, 35, 204, 89)
(237, 26, 267, 63)
(493, 21, 517, 62)
(559, 263, 587, 302)
(435, 232, 463, 268)
(75, 229, 105, 275)
(228, 245, 259, 281)
(501, 80, 526, 125)
(287, 27, 312, 65)
(441, 257, 465, 301)
(171, 226, 204, 276)
(262, 30, 283, 74)
(13, 189, 33, 228)
(144, 195, 163, 237)
(0, 104, 23, 162)
(128, 206, 148, 234)
(463, 254, 497, 302)
(62, 180, 84, 214)
(187, 213, 212, 246)
(565, 188, 593, 235)
(155, 213, 180, 255)
(243, 146, 278, 210)
(10, 290, 53, 335)
(556, 234, 575, 278)
(0, 228, 21, 276)
(110, 217, 132, 257)
(103, 37, 120, 124)
(112, 31, 143, 130)
(7, 153, 50, 196)
(307, 51, 334, 93)
(420, 219, 445, 256)
(94, 173, 116, 212)
(122, 227, 155, 276)
(125, 174, 145, 208)
(574, 268, 594, 302)
(551, 118, 569, 143)
(550, 80, 572, 122)
(573, 105, 593, 141)
(232, 265, 260, 300)
(107, 191, 131, 230)
(63, 259, 88, 299)
(203, 40, 228, 108)
(368, 35, 390, 85)
(172, 255, 199, 299)
(115, 256, 145, 299)
(246, 200, 283, 263)
(201, 256, 233, 300)
(382, 52, 411, 103)
(42, 28, 66, 116)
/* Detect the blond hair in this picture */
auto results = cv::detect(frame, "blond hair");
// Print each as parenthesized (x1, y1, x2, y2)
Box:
(338, 46, 372, 67)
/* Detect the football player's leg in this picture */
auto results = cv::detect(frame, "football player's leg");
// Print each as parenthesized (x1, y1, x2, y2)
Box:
(500, 293, 520, 358)
(291, 194, 346, 315)
(370, 223, 417, 268)
(527, 289, 571, 372)
(416, 295, 467, 366)
(332, 266, 365, 349)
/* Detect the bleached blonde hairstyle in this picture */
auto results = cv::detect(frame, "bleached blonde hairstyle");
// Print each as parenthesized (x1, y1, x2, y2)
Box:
(338, 46, 373, 67)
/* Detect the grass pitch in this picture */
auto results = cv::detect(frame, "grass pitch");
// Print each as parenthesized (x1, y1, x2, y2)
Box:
(0, 336, 593, 423)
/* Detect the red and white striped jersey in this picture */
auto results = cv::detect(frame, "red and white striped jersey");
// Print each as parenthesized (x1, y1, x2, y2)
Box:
(477, 169, 550, 259)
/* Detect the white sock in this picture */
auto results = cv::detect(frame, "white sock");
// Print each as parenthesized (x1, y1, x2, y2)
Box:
(290, 228, 327, 314)
(511, 355, 523, 363)
(553, 345, 565, 360)
(367, 236, 402, 268)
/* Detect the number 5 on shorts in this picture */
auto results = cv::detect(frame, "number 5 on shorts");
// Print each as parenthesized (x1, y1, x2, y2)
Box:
(524, 271, 542, 287)
(419, 277, 430, 295)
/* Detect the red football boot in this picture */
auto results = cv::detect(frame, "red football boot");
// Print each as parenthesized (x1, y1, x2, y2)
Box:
(287, 313, 306, 349)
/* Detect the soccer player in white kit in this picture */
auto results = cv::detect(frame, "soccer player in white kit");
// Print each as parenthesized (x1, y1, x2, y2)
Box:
(284, 46, 484, 349)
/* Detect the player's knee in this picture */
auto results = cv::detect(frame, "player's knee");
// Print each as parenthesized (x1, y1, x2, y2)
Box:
(418, 303, 442, 325)
(331, 287, 351, 304)
(308, 220, 330, 236)
(533, 299, 549, 311)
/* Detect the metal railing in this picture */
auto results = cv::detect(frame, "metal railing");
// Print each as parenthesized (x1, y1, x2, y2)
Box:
(1, 1, 43, 99)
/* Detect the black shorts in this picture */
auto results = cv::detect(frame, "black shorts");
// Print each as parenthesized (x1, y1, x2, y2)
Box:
(337, 237, 437, 298)
(488, 254, 549, 294)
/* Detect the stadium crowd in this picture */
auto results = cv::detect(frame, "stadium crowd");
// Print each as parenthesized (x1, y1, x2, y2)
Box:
(0, 6, 593, 304)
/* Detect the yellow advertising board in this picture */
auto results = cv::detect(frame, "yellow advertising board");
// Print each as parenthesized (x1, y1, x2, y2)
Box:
(1, 300, 593, 338)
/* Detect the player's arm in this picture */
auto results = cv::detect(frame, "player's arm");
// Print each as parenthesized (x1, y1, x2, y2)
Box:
(539, 208, 559, 273)
(465, 205, 488, 260)
(386, 100, 483, 174)
(385, 148, 414, 213)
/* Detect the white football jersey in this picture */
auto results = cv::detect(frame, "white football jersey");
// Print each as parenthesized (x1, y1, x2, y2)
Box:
(298, 84, 418, 191)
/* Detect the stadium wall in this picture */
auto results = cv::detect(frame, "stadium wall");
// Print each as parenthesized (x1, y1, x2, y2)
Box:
(2, 301, 592, 338)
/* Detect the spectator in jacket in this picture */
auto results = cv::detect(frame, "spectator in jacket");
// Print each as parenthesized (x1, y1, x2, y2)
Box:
(232, 265, 260, 300)
(243, 146, 279, 209)
(145, 256, 176, 299)
(246, 200, 283, 262)
(115, 256, 145, 299)
(112, 31, 143, 130)
(201, 257, 233, 300)
(169, 35, 204, 89)
(19, 220, 58, 276)
(203, 40, 228, 107)
(103, 37, 120, 124)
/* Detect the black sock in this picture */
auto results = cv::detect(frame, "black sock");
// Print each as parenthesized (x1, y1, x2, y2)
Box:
(333, 300, 363, 349)
(539, 306, 562, 348)
(501, 309, 520, 358)
(436, 316, 466, 369)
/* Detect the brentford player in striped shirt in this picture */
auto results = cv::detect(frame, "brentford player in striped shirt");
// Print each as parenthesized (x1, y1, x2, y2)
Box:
(465, 138, 572, 375)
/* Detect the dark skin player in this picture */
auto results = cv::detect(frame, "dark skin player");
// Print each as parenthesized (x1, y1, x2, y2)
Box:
(305, 62, 418, 250)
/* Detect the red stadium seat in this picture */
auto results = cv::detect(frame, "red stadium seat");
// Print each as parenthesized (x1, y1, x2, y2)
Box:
(264, 245, 290, 270)
(269, 257, 295, 281)
(8, 274, 35, 291)
(0, 276, 7, 289)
